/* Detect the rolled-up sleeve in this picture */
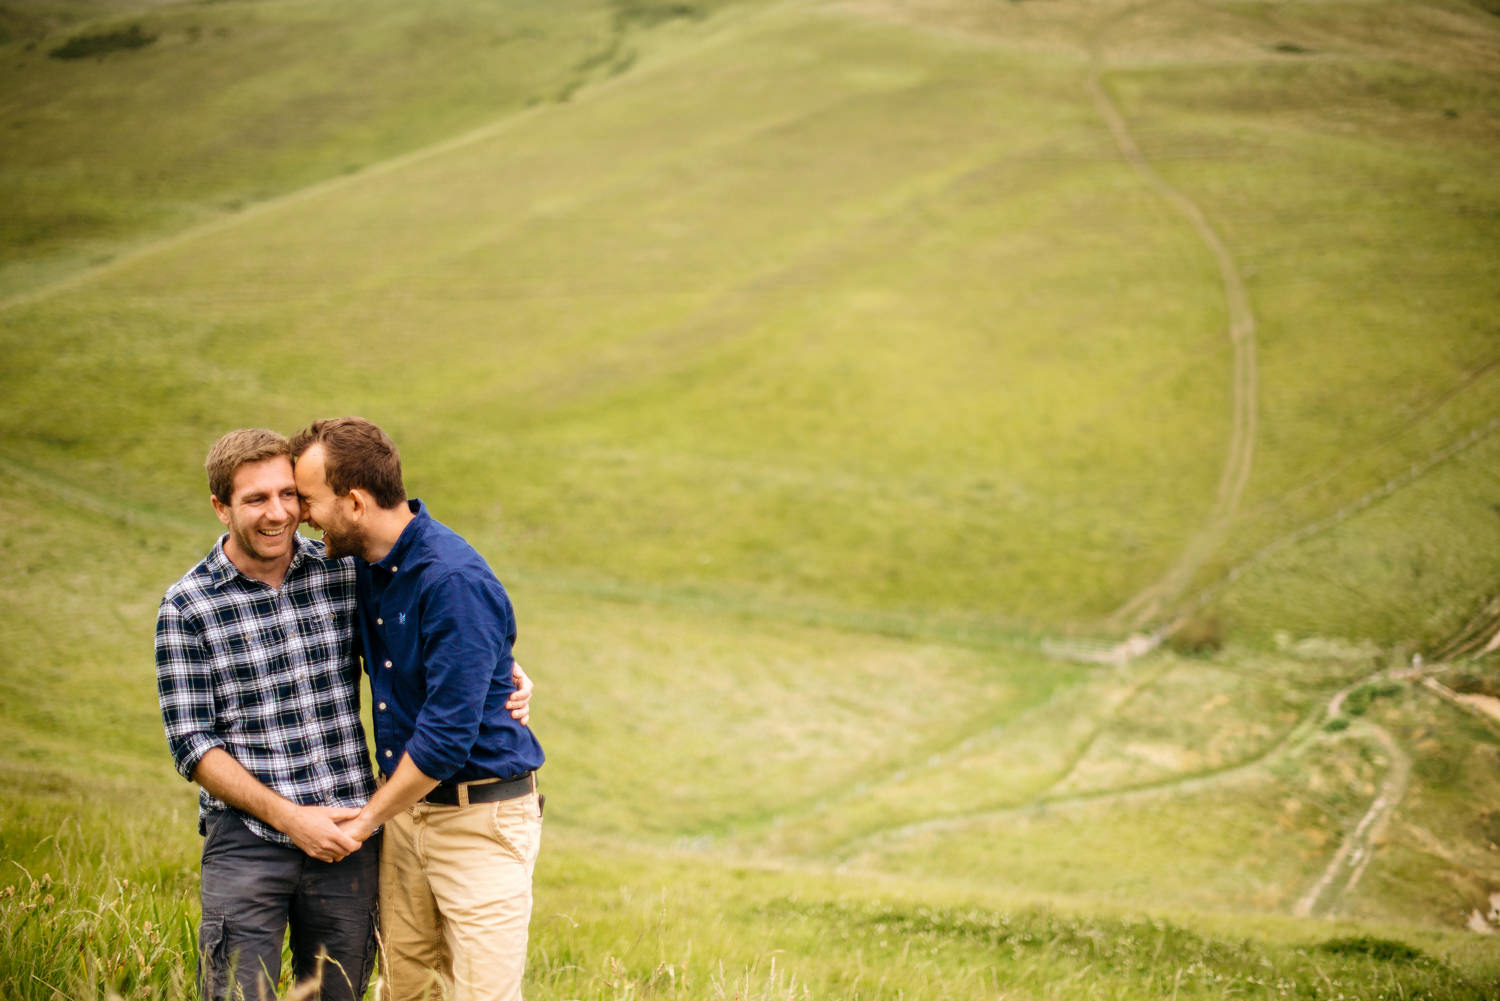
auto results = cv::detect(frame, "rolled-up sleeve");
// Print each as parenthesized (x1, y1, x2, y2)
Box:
(154, 597, 224, 780)
(404, 571, 514, 782)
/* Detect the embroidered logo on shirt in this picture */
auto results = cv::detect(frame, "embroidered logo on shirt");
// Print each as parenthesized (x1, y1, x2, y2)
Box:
(398, 612, 407, 626)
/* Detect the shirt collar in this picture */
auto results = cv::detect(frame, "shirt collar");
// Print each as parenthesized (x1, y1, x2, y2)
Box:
(373, 499, 427, 575)
(206, 532, 319, 589)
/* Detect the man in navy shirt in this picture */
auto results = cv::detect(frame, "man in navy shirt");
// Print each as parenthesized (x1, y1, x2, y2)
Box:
(291, 417, 545, 1001)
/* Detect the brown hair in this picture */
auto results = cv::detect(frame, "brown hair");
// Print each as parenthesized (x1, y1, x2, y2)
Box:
(205, 429, 291, 504)
(290, 417, 406, 509)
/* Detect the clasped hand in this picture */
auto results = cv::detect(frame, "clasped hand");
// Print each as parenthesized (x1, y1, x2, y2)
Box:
(286, 804, 365, 863)
(292, 660, 534, 861)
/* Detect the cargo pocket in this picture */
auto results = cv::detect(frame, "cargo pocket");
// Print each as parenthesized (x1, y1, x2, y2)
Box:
(197, 914, 228, 1001)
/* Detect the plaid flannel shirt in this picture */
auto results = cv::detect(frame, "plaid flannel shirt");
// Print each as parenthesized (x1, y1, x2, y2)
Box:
(155, 533, 375, 846)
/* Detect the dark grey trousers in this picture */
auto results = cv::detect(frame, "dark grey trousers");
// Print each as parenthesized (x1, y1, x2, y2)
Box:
(198, 810, 380, 1001)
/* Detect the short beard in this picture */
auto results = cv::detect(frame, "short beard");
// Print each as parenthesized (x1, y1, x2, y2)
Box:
(322, 522, 365, 560)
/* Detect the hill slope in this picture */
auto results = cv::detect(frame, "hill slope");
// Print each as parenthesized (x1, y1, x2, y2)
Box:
(2, 0, 1500, 996)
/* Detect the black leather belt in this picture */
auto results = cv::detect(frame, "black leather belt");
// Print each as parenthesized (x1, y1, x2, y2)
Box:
(424, 772, 534, 807)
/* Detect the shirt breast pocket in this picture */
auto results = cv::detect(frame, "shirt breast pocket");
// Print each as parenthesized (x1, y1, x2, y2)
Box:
(305, 604, 355, 660)
(210, 631, 285, 726)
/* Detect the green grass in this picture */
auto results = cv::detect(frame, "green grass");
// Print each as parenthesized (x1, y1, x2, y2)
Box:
(3, 0, 1500, 996)
(0, 0, 732, 299)
(5, 0, 1497, 634)
(8, 796, 1500, 1000)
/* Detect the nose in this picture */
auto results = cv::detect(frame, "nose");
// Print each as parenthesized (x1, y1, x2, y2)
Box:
(268, 494, 293, 523)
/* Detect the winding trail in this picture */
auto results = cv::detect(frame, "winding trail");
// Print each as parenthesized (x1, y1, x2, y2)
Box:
(838, 668, 1405, 910)
(1293, 719, 1410, 918)
(1086, 71, 1260, 633)
(1418, 676, 1500, 737)
(743, 657, 1177, 851)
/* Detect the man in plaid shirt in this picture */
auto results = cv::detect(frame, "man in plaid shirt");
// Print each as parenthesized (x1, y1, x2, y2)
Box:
(155, 428, 531, 1001)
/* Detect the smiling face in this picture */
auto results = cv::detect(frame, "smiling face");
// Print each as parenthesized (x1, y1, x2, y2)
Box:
(293, 443, 366, 560)
(212, 455, 300, 576)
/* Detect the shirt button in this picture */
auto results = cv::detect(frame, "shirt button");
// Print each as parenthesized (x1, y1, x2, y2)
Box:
(376, 617, 383, 625)
(391, 565, 399, 573)
(378, 702, 387, 711)
(384, 660, 393, 669)
(384, 749, 393, 759)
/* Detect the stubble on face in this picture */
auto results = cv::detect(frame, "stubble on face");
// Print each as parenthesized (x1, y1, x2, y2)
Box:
(218, 456, 299, 572)
(319, 516, 365, 560)
(295, 444, 364, 560)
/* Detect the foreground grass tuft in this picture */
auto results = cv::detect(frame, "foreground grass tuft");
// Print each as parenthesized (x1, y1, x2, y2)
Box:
(1319, 935, 1428, 963)
(757, 899, 1494, 1000)
(0, 810, 198, 1000)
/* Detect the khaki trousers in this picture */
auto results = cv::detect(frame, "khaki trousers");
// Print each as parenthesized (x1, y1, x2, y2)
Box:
(379, 791, 542, 1001)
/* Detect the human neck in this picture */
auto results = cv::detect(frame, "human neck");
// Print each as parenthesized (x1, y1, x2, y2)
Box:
(224, 538, 293, 589)
(362, 501, 415, 564)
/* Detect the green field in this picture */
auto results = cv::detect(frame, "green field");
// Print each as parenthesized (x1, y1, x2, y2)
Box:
(3, 0, 1500, 996)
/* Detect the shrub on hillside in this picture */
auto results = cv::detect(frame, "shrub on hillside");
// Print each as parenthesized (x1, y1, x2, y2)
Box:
(49, 24, 157, 61)
(1166, 612, 1224, 657)
(1318, 935, 1426, 963)
(613, 0, 705, 27)
(1344, 681, 1404, 717)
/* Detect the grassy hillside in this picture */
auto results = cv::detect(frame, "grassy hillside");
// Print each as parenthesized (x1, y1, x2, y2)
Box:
(3, 0, 1500, 997)
(0, 0, 736, 298)
(3, 0, 1497, 641)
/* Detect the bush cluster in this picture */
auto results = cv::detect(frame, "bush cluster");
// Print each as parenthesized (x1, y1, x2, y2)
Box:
(1167, 612, 1225, 657)
(48, 24, 157, 61)
(1344, 680, 1404, 717)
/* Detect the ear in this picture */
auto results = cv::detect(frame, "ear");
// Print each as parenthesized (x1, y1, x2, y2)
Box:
(211, 494, 232, 528)
(346, 487, 371, 522)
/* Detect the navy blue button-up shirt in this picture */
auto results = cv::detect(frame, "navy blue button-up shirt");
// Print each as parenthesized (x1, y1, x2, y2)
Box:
(356, 500, 544, 784)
